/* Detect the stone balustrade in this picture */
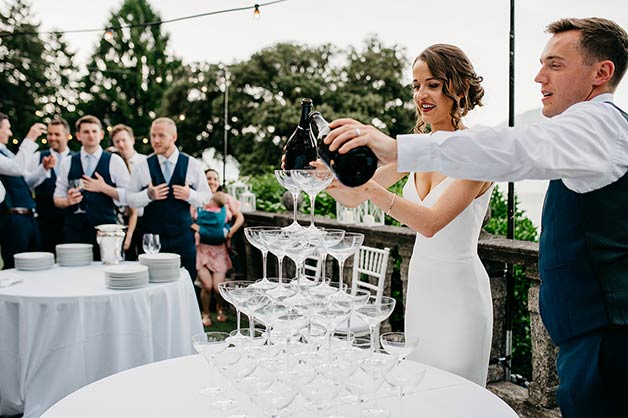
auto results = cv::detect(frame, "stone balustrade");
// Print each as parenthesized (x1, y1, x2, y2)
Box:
(236, 211, 561, 417)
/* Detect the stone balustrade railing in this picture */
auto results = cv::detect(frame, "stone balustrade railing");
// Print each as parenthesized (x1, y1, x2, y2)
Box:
(236, 211, 561, 418)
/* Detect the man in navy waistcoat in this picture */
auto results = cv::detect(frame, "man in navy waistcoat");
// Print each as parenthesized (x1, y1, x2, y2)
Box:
(53, 115, 130, 259)
(325, 17, 628, 418)
(0, 113, 48, 269)
(25, 118, 74, 253)
(127, 117, 211, 287)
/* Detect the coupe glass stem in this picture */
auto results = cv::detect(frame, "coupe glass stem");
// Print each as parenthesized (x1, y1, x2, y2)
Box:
(308, 193, 316, 228)
(236, 307, 243, 335)
(338, 258, 345, 290)
(319, 252, 327, 284)
(291, 192, 299, 224)
(278, 255, 284, 283)
(262, 250, 268, 280)
(369, 324, 377, 353)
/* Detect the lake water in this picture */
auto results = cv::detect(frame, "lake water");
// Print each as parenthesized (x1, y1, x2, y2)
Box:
(497, 180, 548, 230)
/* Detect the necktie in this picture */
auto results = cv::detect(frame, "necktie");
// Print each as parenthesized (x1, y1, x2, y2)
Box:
(85, 154, 95, 177)
(163, 160, 173, 183)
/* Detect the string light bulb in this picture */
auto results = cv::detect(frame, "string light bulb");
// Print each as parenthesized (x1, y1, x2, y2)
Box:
(104, 28, 114, 41)
(253, 4, 261, 20)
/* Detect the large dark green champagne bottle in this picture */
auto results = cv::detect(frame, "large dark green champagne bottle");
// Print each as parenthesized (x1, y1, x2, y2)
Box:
(284, 98, 317, 169)
(308, 111, 377, 187)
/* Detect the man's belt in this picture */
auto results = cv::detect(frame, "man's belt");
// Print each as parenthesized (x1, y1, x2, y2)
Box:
(1, 207, 35, 216)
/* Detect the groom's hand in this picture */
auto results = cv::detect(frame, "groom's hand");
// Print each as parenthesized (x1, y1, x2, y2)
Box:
(325, 118, 397, 165)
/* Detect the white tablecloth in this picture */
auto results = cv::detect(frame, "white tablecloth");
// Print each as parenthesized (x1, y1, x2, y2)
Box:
(40, 355, 519, 418)
(0, 263, 203, 418)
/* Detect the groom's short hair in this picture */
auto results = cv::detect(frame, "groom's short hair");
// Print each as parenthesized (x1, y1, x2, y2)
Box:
(547, 17, 628, 89)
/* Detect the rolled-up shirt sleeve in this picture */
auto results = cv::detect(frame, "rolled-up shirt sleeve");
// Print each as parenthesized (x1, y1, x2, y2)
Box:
(397, 97, 628, 193)
(109, 154, 130, 206)
(126, 159, 152, 209)
(185, 158, 212, 208)
(53, 157, 71, 199)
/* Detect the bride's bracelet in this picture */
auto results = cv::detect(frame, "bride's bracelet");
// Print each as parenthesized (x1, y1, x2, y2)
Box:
(385, 193, 397, 216)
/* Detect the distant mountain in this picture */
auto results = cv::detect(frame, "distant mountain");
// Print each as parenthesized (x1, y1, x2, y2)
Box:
(473, 107, 548, 129)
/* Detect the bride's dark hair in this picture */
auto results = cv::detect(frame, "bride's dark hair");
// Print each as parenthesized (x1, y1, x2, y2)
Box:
(412, 44, 484, 133)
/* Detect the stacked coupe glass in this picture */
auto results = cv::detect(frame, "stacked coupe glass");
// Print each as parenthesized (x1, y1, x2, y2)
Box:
(192, 170, 425, 418)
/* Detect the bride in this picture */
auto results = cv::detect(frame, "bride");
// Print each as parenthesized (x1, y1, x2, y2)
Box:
(323, 44, 494, 386)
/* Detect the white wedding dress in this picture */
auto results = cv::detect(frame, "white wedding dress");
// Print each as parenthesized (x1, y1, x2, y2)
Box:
(403, 174, 493, 386)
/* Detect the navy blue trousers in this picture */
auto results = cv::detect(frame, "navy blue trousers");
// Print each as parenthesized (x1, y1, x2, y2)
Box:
(557, 328, 628, 418)
(0, 214, 41, 269)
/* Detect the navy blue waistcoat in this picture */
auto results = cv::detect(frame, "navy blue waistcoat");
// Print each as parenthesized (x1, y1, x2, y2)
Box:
(139, 154, 193, 238)
(66, 152, 117, 227)
(539, 103, 628, 345)
(35, 150, 68, 219)
(0, 153, 35, 211)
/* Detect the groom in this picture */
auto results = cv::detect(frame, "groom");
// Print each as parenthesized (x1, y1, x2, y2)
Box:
(325, 17, 628, 418)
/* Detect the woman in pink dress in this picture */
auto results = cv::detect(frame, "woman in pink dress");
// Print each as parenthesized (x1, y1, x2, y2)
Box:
(191, 169, 245, 327)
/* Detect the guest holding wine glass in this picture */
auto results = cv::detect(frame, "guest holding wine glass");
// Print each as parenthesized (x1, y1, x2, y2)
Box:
(191, 169, 244, 327)
(318, 44, 494, 386)
(25, 118, 74, 253)
(0, 114, 47, 269)
(53, 115, 130, 260)
(126, 117, 211, 288)
(325, 18, 628, 417)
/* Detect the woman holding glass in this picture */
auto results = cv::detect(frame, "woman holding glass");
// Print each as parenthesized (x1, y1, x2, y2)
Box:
(191, 169, 244, 327)
(321, 44, 494, 386)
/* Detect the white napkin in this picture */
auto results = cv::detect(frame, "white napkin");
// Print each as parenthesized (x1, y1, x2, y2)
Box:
(0, 273, 23, 288)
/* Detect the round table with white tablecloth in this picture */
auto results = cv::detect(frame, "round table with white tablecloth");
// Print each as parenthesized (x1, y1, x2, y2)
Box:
(40, 354, 519, 418)
(0, 262, 203, 418)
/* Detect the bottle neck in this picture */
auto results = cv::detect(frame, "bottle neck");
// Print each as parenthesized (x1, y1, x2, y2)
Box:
(298, 103, 312, 129)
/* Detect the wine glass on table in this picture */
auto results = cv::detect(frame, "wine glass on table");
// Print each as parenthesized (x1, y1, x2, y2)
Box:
(245, 227, 279, 290)
(313, 228, 345, 289)
(69, 179, 85, 214)
(354, 296, 396, 354)
(274, 170, 304, 233)
(142, 234, 160, 254)
(218, 281, 257, 343)
(380, 332, 419, 365)
(191, 331, 230, 397)
(292, 169, 334, 231)
(326, 232, 364, 290)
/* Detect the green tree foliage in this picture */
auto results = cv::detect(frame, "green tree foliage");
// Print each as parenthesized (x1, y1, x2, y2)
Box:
(0, 0, 77, 146)
(78, 0, 181, 152)
(483, 185, 539, 381)
(160, 37, 416, 174)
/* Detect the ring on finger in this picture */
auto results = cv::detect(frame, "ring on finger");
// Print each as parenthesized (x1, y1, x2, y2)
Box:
(355, 127, 361, 136)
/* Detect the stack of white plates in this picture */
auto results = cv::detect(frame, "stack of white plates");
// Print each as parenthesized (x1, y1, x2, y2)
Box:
(138, 253, 181, 283)
(104, 264, 149, 290)
(14, 252, 54, 271)
(56, 243, 94, 267)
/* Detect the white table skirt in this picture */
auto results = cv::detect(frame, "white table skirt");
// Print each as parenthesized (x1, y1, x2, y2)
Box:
(41, 355, 519, 418)
(0, 263, 203, 418)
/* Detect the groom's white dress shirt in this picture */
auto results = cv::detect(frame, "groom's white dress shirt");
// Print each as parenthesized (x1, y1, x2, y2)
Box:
(397, 93, 628, 194)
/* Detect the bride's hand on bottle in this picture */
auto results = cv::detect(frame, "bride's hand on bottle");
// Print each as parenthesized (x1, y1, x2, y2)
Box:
(326, 118, 397, 165)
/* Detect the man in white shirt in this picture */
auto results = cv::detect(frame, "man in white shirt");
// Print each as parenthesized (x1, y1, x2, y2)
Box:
(26, 118, 74, 253)
(53, 115, 130, 259)
(110, 123, 147, 173)
(325, 17, 628, 418)
(127, 117, 211, 285)
(110, 123, 147, 260)
(0, 112, 47, 268)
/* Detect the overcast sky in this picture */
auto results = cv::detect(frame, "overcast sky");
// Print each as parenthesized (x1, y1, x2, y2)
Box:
(27, 0, 628, 128)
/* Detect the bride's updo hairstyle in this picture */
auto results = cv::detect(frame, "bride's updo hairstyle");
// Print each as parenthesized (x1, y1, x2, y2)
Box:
(413, 44, 485, 133)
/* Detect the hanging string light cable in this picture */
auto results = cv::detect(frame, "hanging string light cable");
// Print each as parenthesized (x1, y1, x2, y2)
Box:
(0, 0, 287, 38)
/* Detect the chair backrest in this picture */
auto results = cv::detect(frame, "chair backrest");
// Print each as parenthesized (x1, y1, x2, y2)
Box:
(351, 245, 390, 303)
(303, 256, 321, 282)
